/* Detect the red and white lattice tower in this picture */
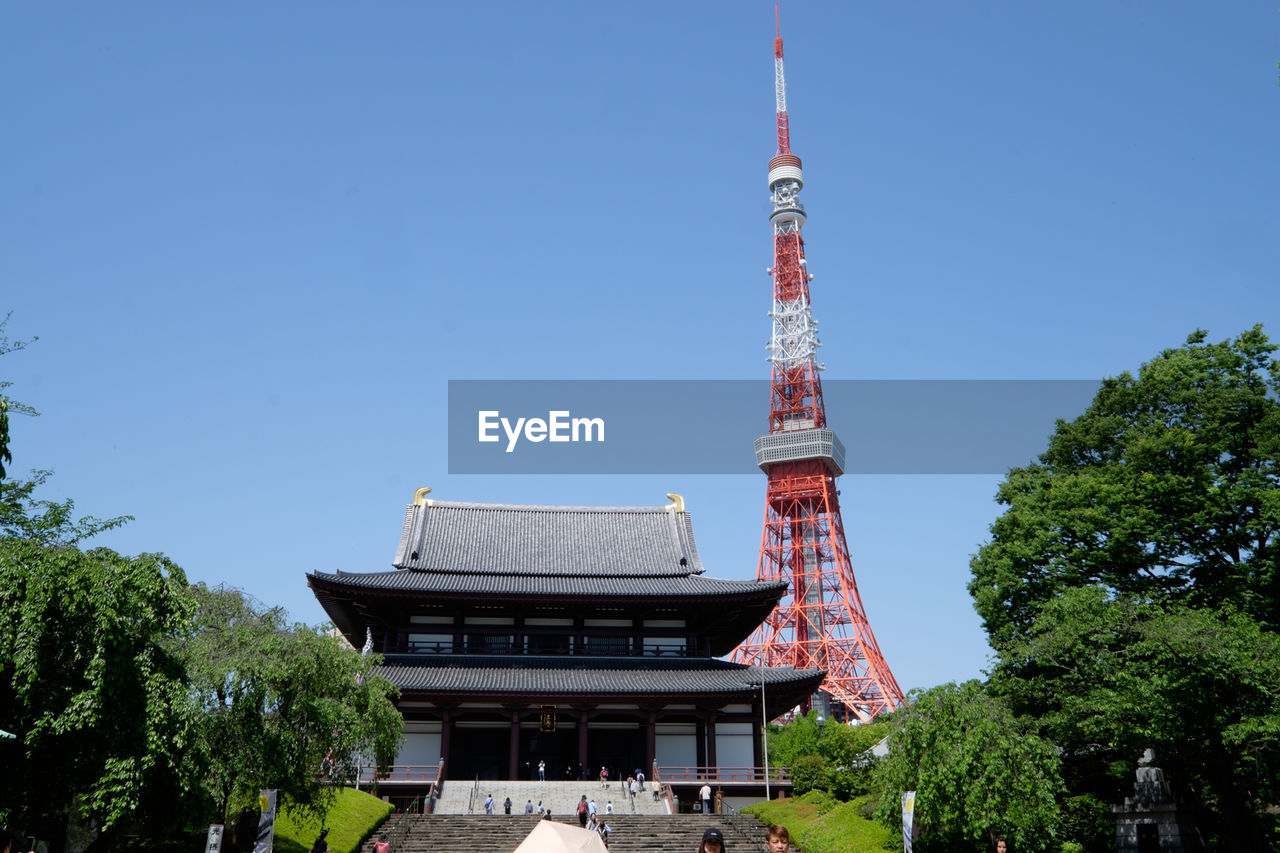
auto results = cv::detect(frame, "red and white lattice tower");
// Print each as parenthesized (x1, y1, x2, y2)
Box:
(730, 8, 904, 724)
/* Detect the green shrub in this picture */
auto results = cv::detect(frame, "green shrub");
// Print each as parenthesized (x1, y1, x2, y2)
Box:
(745, 793, 897, 853)
(796, 796, 898, 853)
(827, 761, 878, 801)
(799, 788, 836, 812)
(792, 755, 830, 798)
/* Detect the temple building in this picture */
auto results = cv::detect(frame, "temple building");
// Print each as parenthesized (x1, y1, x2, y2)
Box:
(307, 489, 825, 789)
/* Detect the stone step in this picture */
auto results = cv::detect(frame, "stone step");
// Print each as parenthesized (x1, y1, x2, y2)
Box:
(360, 813, 775, 853)
(433, 779, 668, 817)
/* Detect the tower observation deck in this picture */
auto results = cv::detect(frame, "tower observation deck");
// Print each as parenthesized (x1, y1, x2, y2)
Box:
(729, 9, 904, 724)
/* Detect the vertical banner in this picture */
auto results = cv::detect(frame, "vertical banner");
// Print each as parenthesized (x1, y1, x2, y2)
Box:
(253, 789, 277, 853)
(901, 791, 916, 853)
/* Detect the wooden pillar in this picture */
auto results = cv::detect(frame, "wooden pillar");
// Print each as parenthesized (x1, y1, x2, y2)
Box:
(508, 710, 521, 779)
(695, 719, 707, 769)
(578, 710, 590, 774)
(752, 707, 763, 773)
(440, 709, 453, 778)
(645, 711, 656, 775)
(706, 714, 718, 770)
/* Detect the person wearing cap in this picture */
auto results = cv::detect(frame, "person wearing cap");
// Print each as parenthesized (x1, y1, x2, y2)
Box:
(697, 826, 727, 852)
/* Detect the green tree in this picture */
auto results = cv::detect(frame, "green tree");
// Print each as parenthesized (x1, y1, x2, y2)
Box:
(1, 469, 132, 545)
(767, 710, 821, 768)
(0, 537, 194, 846)
(179, 584, 403, 824)
(822, 718, 890, 800)
(789, 754, 829, 797)
(969, 327, 1280, 851)
(873, 681, 1064, 853)
(0, 312, 38, 480)
(971, 326, 1279, 650)
(991, 587, 1280, 851)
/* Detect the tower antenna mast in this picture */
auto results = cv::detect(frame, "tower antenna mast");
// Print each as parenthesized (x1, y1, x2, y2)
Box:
(731, 6, 904, 724)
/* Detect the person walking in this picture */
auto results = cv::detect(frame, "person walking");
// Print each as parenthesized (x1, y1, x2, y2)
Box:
(588, 798, 598, 821)
(484, 793, 494, 815)
(629, 777, 638, 801)
(504, 796, 512, 815)
(600, 765, 609, 788)
(538, 759, 546, 781)
(372, 833, 391, 853)
(699, 783, 712, 815)
(577, 795, 589, 827)
(637, 769, 645, 791)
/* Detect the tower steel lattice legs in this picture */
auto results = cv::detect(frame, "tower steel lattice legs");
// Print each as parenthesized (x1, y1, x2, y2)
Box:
(730, 10, 903, 724)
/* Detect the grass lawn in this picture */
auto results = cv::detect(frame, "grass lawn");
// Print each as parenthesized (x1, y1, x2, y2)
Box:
(744, 791, 898, 853)
(272, 787, 394, 853)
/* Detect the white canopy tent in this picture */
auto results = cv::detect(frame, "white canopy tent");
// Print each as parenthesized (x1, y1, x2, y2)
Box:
(511, 820, 609, 853)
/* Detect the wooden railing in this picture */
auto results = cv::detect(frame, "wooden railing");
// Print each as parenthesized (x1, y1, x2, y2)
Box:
(391, 640, 693, 658)
(655, 765, 791, 783)
(356, 764, 444, 784)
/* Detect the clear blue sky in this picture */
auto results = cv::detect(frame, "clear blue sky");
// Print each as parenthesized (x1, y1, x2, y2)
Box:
(2, 2, 1276, 694)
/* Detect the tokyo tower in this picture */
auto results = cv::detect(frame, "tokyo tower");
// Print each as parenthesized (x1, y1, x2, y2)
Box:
(730, 8, 904, 724)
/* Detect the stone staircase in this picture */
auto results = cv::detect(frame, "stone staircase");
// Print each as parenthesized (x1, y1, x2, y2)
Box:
(359, 814, 773, 853)
(434, 780, 669, 817)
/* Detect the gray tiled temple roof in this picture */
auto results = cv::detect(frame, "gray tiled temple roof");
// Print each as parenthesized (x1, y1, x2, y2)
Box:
(391, 499, 704, 577)
(380, 655, 825, 702)
(306, 495, 787, 656)
(309, 567, 784, 600)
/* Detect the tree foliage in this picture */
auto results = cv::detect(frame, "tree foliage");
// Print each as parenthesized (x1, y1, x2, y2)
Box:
(0, 312, 37, 481)
(180, 584, 402, 824)
(971, 326, 1279, 651)
(873, 681, 1064, 853)
(1, 470, 133, 545)
(0, 480, 402, 847)
(969, 326, 1280, 851)
(0, 319, 403, 846)
(0, 537, 194, 843)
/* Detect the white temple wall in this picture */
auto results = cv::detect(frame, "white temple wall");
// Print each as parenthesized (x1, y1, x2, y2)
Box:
(655, 723, 698, 767)
(397, 721, 442, 766)
(715, 722, 754, 768)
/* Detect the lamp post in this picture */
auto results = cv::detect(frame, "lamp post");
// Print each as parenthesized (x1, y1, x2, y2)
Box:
(816, 715, 826, 756)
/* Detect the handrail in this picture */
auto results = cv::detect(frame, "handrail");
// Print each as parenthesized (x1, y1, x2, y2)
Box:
(650, 766, 675, 814)
(385, 795, 422, 853)
(722, 805, 770, 853)
(425, 764, 443, 814)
